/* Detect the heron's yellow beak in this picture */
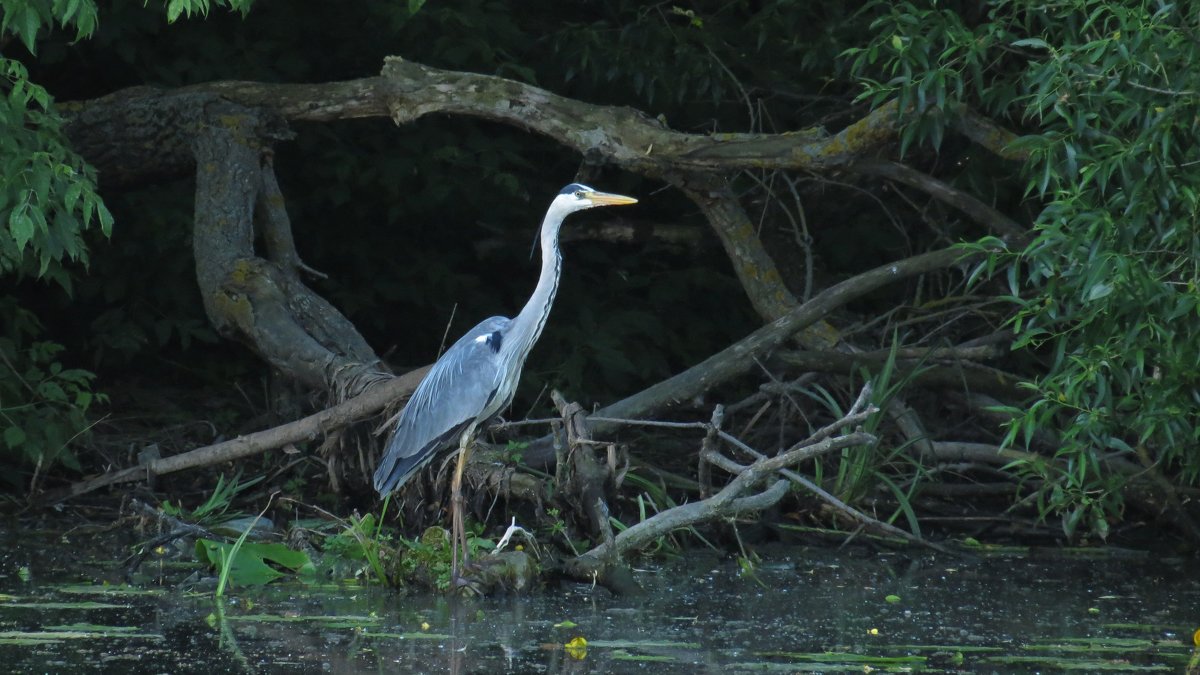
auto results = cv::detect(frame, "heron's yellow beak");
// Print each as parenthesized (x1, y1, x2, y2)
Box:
(586, 191, 638, 206)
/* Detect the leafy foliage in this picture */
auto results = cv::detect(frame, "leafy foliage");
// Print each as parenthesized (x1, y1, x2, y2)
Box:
(1, 57, 112, 285)
(156, 0, 254, 24)
(318, 512, 390, 584)
(394, 524, 493, 591)
(0, 0, 99, 54)
(160, 471, 260, 526)
(1, 1, 113, 479)
(848, 0, 1200, 535)
(0, 299, 105, 478)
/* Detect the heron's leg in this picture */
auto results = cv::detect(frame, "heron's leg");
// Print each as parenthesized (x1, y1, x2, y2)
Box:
(450, 431, 472, 579)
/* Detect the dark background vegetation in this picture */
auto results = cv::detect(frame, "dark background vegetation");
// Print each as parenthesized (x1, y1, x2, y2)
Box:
(3, 0, 1198, 551)
(24, 0, 791, 400)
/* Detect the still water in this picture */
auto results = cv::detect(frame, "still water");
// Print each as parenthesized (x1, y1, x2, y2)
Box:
(1, 538, 1197, 673)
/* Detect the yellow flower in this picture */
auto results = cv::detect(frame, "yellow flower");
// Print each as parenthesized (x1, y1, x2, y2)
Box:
(565, 636, 588, 660)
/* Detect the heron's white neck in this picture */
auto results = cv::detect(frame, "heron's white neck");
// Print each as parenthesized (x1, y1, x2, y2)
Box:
(508, 209, 565, 362)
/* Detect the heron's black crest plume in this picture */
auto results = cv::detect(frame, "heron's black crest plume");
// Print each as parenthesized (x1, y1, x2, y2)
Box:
(559, 182, 592, 195)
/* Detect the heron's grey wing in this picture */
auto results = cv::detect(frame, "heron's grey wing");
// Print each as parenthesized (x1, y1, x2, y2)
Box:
(373, 316, 511, 495)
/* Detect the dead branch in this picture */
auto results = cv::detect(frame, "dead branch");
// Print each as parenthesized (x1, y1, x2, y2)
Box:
(65, 62, 905, 189)
(665, 171, 803, 324)
(566, 386, 879, 587)
(124, 498, 219, 578)
(770, 347, 1027, 400)
(722, 430, 952, 554)
(595, 246, 968, 423)
(853, 158, 1026, 239)
(951, 105, 1030, 162)
(517, 245, 971, 471)
(926, 441, 1042, 466)
(50, 366, 429, 503)
(550, 391, 615, 548)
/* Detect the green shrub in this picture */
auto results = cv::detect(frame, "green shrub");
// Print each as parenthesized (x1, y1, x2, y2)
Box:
(0, 300, 106, 479)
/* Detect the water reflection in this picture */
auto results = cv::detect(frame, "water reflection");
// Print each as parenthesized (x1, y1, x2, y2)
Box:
(1, 543, 1196, 672)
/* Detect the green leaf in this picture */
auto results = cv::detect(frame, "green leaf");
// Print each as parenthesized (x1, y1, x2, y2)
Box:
(37, 380, 67, 402)
(3, 426, 26, 449)
(61, 0, 83, 25)
(196, 539, 313, 587)
(1011, 37, 1051, 49)
(19, 6, 42, 54)
(1086, 283, 1113, 301)
(9, 210, 34, 252)
(63, 181, 83, 215)
(166, 0, 188, 23)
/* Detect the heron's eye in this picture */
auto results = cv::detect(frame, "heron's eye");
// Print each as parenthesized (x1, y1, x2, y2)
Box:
(573, 190, 585, 199)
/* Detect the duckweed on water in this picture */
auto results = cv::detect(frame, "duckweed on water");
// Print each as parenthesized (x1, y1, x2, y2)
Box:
(1, 535, 1197, 672)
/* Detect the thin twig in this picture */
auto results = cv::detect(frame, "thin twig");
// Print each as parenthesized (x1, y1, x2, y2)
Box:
(587, 416, 708, 430)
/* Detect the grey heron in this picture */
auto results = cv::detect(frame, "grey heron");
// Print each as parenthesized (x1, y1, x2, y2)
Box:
(374, 183, 638, 577)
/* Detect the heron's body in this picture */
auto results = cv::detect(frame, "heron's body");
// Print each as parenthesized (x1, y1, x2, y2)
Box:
(373, 183, 637, 574)
(372, 315, 513, 492)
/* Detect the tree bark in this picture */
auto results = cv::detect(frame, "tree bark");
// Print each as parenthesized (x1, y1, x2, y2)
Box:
(64, 88, 390, 395)
(64, 60, 906, 188)
(189, 100, 387, 394)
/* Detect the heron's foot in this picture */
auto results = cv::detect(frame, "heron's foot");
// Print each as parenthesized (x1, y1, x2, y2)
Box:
(451, 574, 482, 596)
(449, 557, 482, 596)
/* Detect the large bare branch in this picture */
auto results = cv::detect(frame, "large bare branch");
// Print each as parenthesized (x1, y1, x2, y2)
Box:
(190, 100, 386, 394)
(66, 59, 905, 187)
(375, 57, 902, 174)
(594, 245, 968, 423)
(51, 366, 430, 502)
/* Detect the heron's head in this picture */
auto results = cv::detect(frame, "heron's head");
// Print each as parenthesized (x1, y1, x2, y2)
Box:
(554, 183, 638, 214)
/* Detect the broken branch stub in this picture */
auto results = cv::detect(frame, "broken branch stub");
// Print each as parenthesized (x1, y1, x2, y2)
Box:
(550, 391, 616, 549)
